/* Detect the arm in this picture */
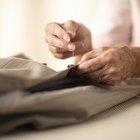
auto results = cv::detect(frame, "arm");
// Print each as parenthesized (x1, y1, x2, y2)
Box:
(70, 46, 140, 85)
(70, 0, 137, 85)
(93, 0, 132, 47)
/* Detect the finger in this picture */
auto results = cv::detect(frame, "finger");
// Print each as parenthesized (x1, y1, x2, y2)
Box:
(77, 56, 105, 74)
(61, 40, 84, 52)
(69, 62, 103, 77)
(88, 68, 105, 80)
(52, 51, 73, 59)
(66, 41, 84, 52)
(49, 45, 69, 54)
(78, 50, 98, 64)
(46, 23, 70, 42)
(100, 66, 121, 85)
(45, 34, 68, 49)
(73, 41, 84, 53)
(101, 75, 119, 85)
(64, 20, 79, 39)
(81, 68, 105, 83)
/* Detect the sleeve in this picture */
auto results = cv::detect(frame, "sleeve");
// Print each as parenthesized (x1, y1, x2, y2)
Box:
(92, 0, 132, 48)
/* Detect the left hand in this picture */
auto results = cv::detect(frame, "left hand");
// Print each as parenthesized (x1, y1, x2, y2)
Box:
(45, 20, 92, 59)
(71, 46, 137, 85)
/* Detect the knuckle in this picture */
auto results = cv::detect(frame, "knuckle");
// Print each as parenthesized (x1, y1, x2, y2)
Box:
(45, 35, 53, 45)
(57, 32, 63, 38)
(53, 53, 61, 59)
(108, 53, 114, 60)
(82, 53, 90, 60)
(47, 22, 62, 34)
(49, 46, 59, 54)
(58, 40, 67, 48)
(54, 53, 66, 59)
(80, 62, 91, 72)
(56, 40, 62, 47)
(45, 22, 55, 31)
(79, 66, 87, 72)
(55, 48, 64, 53)
(66, 20, 76, 26)
(53, 24, 59, 33)
(65, 20, 77, 37)
(98, 46, 108, 52)
(106, 52, 114, 62)
(108, 67, 117, 74)
(48, 37, 53, 45)
(53, 47, 58, 53)
(50, 36, 66, 47)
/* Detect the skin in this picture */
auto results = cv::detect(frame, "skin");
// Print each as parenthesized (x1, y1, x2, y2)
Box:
(74, 46, 140, 85)
(45, 20, 140, 85)
(45, 20, 92, 59)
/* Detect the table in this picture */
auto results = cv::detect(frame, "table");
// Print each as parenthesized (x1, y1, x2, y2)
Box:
(1, 98, 140, 140)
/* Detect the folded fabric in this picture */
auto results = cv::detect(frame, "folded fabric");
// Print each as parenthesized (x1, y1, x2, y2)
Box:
(0, 56, 140, 135)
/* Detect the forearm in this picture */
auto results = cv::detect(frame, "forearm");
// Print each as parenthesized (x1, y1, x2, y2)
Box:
(129, 46, 140, 77)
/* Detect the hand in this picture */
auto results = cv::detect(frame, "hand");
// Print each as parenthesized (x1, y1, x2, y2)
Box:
(45, 20, 92, 59)
(72, 46, 138, 85)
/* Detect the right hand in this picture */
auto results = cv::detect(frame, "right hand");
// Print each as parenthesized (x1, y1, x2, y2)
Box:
(45, 20, 92, 59)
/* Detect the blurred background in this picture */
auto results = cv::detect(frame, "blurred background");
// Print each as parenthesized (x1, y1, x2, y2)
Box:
(0, 0, 99, 71)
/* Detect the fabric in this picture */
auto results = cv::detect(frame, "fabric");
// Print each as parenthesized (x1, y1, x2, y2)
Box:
(0, 57, 140, 135)
(93, 0, 140, 47)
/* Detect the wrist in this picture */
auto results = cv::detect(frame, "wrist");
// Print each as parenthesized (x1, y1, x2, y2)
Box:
(125, 46, 140, 77)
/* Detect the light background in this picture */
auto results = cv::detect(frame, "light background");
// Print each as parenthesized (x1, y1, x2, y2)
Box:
(0, 0, 99, 71)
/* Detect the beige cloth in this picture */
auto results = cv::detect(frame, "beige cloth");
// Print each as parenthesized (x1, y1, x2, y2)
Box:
(0, 56, 140, 134)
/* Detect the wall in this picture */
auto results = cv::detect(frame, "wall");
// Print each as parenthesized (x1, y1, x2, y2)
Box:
(0, 0, 99, 71)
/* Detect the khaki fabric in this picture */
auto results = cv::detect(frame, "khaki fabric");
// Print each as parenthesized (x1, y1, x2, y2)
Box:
(0, 56, 140, 134)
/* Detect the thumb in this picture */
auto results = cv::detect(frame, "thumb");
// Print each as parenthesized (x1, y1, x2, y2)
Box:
(64, 20, 79, 39)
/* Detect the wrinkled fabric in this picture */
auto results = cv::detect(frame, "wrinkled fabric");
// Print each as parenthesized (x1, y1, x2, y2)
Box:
(0, 57, 140, 134)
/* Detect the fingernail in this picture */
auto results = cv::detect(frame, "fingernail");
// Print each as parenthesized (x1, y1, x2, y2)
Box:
(67, 44, 75, 51)
(77, 61, 81, 65)
(78, 63, 85, 69)
(63, 35, 70, 42)
(67, 31, 76, 38)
